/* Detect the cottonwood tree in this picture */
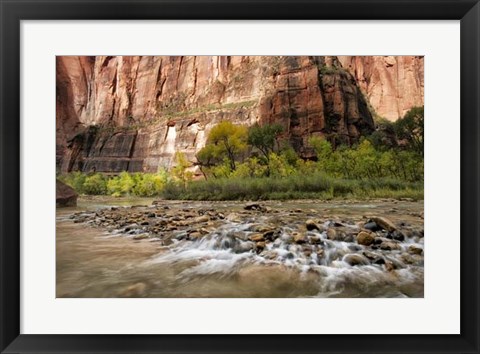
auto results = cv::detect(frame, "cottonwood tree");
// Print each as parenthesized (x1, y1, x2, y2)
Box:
(197, 121, 248, 171)
(247, 123, 283, 160)
(172, 152, 193, 189)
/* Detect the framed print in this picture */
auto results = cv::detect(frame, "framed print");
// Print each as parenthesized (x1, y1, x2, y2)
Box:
(1, 0, 479, 353)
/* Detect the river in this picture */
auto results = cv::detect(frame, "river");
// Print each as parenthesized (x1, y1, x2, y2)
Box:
(56, 197, 424, 298)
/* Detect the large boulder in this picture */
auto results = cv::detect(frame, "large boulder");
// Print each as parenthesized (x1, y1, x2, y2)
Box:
(371, 216, 397, 232)
(56, 179, 78, 207)
(356, 231, 375, 246)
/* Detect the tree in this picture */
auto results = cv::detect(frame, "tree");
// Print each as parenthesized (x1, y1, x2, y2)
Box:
(200, 121, 248, 171)
(309, 136, 334, 174)
(368, 118, 398, 150)
(172, 152, 193, 189)
(247, 123, 283, 161)
(196, 144, 218, 179)
(394, 106, 424, 156)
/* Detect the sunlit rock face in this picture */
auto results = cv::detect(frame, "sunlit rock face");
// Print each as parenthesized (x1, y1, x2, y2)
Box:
(56, 55, 423, 173)
(337, 56, 424, 121)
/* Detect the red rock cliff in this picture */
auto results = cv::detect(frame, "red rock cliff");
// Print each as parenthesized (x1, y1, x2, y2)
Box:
(337, 56, 424, 120)
(56, 55, 423, 173)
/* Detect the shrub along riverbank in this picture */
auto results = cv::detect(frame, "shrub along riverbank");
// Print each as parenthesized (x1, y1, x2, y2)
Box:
(161, 174, 423, 201)
(58, 171, 423, 201)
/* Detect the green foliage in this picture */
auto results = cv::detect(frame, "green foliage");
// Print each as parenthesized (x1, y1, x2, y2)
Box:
(61, 109, 424, 201)
(306, 136, 423, 182)
(107, 171, 135, 196)
(231, 157, 268, 178)
(161, 173, 423, 201)
(320, 65, 340, 75)
(172, 152, 193, 189)
(394, 106, 424, 155)
(198, 121, 248, 171)
(368, 118, 397, 150)
(196, 144, 219, 169)
(82, 173, 108, 195)
(267, 153, 295, 177)
(207, 159, 233, 179)
(131, 172, 168, 197)
(58, 171, 87, 194)
(280, 146, 300, 168)
(247, 123, 283, 159)
(60, 171, 168, 197)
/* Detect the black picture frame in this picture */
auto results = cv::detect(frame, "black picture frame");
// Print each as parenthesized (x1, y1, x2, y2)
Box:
(1, 0, 479, 353)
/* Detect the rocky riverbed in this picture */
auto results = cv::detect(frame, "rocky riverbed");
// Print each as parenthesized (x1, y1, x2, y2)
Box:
(57, 198, 424, 298)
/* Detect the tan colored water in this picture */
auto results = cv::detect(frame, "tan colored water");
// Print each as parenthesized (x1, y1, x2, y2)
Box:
(56, 197, 424, 298)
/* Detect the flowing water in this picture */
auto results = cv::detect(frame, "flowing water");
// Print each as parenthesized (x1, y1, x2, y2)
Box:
(56, 197, 424, 298)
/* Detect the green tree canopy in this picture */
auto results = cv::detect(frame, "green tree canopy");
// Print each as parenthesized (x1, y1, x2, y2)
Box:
(172, 152, 193, 189)
(247, 123, 283, 160)
(199, 121, 248, 171)
(394, 106, 424, 155)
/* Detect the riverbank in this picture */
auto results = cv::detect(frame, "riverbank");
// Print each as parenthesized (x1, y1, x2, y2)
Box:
(162, 175, 423, 201)
(58, 172, 423, 201)
(57, 197, 424, 298)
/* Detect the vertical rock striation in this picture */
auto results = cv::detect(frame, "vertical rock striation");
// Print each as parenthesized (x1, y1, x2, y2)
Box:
(56, 55, 423, 174)
(337, 56, 424, 121)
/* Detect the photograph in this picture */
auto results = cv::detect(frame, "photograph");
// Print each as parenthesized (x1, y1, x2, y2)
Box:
(56, 55, 424, 298)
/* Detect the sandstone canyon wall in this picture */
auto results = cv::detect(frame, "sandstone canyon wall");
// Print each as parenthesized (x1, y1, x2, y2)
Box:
(56, 55, 423, 174)
(337, 56, 424, 121)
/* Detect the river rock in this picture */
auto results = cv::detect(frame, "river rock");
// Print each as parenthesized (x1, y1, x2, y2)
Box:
(389, 230, 405, 242)
(400, 253, 419, 265)
(244, 203, 266, 212)
(226, 213, 242, 222)
(234, 241, 255, 254)
(231, 231, 249, 241)
(326, 228, 337, 240)
(408, 245, 423, 255)
(188, 231, 203, 239)
(348, 244, 363, 252)
(371, 216, 397, 232)
(343, 254, 370, 266)
(263, 229, 280, 242)
(255, 241, 266, 251)
(356, 231, 375, 246)
(306, 219, 320, 231)
(362, 251, 386, 265)
(380, 241, 401, 251)
(363, 221, 381, 232)
(249, 234, 265, 242)
(309, 235, 323, 245)
(193, 215, 210, 223)
(343, 232, 355, 243)
(373, 236, 389, 245)
(384, 261, 395, 272)
(250, 224, 275, 233)
(293, 232, 307, 244)
(56, 179, 78, 207)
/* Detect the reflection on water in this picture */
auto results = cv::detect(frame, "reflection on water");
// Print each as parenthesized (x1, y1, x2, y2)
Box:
(56, 197, 424, 298)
